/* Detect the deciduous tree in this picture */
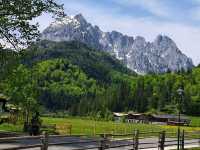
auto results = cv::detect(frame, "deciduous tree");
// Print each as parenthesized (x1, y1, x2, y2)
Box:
(0, 0, 64, 49)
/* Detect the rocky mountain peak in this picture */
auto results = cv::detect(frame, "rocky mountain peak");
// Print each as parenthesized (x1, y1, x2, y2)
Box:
(154, 35, 176, 47)
(153, 35, 179, 56)
(134, 36, 146, 48)
(73, 13, 88, 26)
(41, 14, 194, 74)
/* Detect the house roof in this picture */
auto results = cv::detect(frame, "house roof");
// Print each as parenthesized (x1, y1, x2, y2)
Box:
(0, 93, 9, 101)
(113, 112, 146, 117)
(113, 112, 190, 121)
(113, 112, 128, 117)
(128, 113, 146, 116)
(152, 114, 190, 120)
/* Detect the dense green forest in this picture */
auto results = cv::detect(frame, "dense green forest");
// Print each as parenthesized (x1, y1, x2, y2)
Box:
(0, 41, 200, 118)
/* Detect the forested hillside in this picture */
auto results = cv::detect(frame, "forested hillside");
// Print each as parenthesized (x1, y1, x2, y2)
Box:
(21, 40, 135, 84)
(0, 41, 200, 118)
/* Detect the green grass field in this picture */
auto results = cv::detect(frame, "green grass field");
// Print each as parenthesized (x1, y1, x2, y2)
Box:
(42, 117, 200, 135)
(42, 117, 164, 135)
(190, 116, 200, 127)
(0, 116, 200, 135)
(0, 123, 22, 133)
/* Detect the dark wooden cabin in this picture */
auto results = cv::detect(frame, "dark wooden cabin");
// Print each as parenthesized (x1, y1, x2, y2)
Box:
(150, 114, 191, 126)
(126, 113, 149, 123)
(113, 112, 190, 126)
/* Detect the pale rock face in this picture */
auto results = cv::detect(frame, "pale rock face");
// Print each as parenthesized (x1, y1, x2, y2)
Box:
(41, 14, 194, 74)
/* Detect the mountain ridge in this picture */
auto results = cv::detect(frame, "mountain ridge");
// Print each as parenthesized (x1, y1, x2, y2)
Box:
(41, 13, 194, 74)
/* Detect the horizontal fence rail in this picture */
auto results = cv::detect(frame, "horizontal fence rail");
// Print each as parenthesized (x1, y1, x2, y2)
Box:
(0, 130, 199, 150)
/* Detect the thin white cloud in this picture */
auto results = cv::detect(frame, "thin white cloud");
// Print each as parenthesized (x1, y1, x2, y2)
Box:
(189, 0, 200, 21)
(190, 6, 200, 21)
(112, 0, 170, 18)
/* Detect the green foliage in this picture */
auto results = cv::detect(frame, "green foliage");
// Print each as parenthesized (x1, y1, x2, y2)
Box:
(137, 70, 200, 115)
(22, 40, 135, 84)
(3, 64, 38, 123)
(34, 59, 100, 111)
(0, 49, 20, 80)
(0, 0, 64, 49)
(1, 41, 200, 118)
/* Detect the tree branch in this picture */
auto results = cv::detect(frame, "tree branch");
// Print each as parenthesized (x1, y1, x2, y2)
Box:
(0, 27, 18, 50)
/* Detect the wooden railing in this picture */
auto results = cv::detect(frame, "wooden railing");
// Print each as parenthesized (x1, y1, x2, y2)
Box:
(0, 130, 199, 150)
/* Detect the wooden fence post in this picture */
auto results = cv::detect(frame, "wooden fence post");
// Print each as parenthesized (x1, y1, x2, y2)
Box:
(181, 130, 184, 150)
(158, 131, 165, 150)
(198, 131, 200, 147)
(133, 130, 139, 150)
(41, 132, 48, 150)
(69, 125, 72, 135)
(99, 134, 109, 150)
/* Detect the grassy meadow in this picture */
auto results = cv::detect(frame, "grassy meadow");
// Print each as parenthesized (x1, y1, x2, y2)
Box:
(0, 116, 200, 135)
(190, 116, 200, 127)
(0, 123, 22, 133)
(42, 117, 200, 135)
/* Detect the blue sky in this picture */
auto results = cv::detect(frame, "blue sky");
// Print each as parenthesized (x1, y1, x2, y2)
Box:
(34, 0, 200, 65)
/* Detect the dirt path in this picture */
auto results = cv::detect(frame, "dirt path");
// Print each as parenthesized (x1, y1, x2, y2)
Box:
(0, 136, 199, 150)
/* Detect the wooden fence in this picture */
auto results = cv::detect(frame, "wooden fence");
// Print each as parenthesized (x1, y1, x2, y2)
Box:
(0, 130, 199, 150)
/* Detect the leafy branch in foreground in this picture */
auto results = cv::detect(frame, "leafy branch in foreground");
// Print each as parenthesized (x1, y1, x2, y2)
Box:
(0, 0, 64, 49)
